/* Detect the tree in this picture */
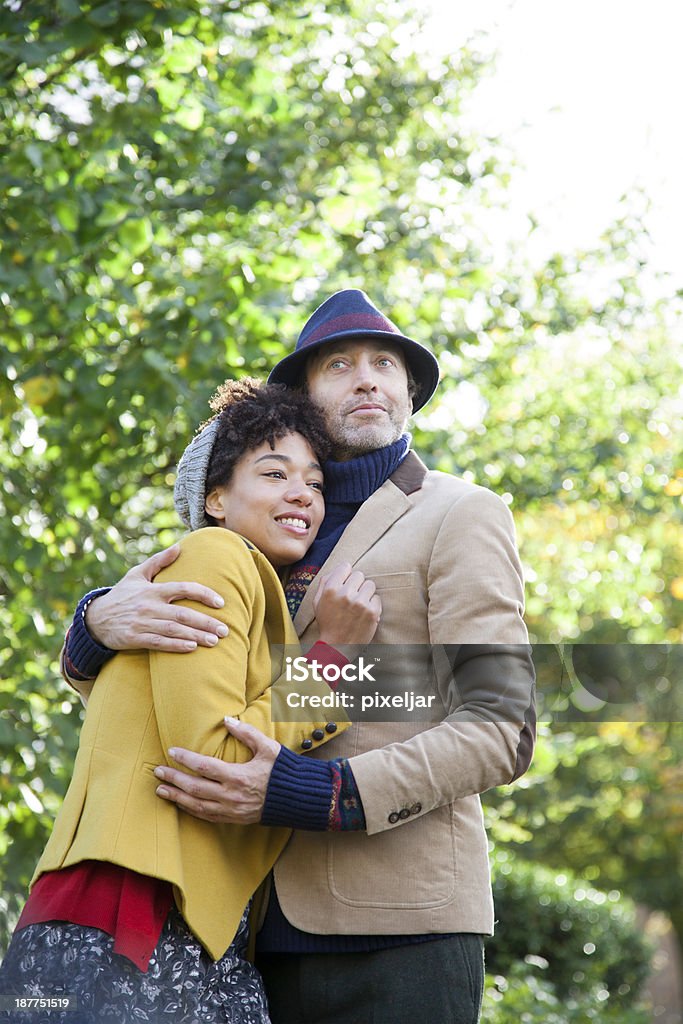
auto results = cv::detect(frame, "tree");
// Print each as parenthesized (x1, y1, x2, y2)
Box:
(0, 0, 512, 945)
(1, 2, 681, 994)
(485, 721, 683, 952)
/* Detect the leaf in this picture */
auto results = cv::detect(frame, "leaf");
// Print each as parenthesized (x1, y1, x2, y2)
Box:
(173, 95, 205, 131)
(86, 2, 121, 28)
(22, 376, 60, 409)
(117, 216, 153, 255)
(54, 200, 79, 232)
(56, 0, 83, 20)
(95, 199, 128, 227)
(164, 37, 204, 75)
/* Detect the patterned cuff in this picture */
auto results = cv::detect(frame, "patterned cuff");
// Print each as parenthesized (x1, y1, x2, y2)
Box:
(261, 746, 334, 831)
(329, 758, 366, 831)
(63, 588, 116, 681)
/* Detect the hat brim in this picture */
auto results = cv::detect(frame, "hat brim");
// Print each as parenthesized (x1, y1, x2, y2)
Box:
(268, 328, 440, 413)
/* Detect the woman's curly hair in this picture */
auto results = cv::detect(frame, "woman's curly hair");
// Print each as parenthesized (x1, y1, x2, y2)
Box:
(203, 377, 332, 494)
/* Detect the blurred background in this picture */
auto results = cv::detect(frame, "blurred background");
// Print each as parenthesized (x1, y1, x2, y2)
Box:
(0, 1, 681, 1019)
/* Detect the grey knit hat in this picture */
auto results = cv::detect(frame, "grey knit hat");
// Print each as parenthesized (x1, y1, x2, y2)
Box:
(173, 417, 220, 531)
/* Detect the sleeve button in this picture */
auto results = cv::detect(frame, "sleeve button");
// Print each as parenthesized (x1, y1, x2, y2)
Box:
(325, 722, 338, 734)
(312, 729, 325, 741)
(388, 812, 400, 824)
(410, 803, 422, 815)
(398, 808, 411, 820)
(301, 739, 313, 750)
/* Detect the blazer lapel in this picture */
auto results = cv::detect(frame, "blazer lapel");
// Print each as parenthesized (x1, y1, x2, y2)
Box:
(293, 452, 426, 637)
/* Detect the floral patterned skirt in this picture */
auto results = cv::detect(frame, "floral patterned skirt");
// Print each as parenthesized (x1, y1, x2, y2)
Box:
(0, 905, 269, 1024)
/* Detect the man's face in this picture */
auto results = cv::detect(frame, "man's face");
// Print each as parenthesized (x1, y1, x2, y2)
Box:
(306, 339, 412, 460)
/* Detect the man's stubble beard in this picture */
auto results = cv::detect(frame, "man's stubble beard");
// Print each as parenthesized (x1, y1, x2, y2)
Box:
(320, 400, 412, 461)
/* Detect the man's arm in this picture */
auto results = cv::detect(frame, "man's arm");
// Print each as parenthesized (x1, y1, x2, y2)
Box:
(348, 487, 535, 833)
(61, 544, 229, 695)
(153, 486, 535, 832)
(154, 719, 364, 831)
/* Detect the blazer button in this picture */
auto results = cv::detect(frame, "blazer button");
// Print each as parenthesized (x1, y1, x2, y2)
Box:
(312, 729, 325, 741)
(388, 812, 400, 824)
(410, 803, 422, 815)
(398, 808, 411, 820)
(325, 722, 338, 734)
(301, 739, 313, 750)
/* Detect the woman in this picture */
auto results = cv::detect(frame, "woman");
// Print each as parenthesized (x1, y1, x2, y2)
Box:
(0, 380, 380, 1023)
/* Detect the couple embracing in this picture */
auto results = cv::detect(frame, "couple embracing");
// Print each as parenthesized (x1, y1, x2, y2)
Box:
(0, 289, 535, 1024)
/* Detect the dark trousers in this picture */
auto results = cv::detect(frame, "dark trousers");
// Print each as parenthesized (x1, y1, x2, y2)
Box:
(256, 934, 484, 1024)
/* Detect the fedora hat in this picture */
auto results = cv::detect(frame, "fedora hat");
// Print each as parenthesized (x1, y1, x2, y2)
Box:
(268, 289, 440, 412)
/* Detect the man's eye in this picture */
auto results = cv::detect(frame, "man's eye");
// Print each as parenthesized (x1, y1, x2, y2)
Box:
(310, 481, 324, 492)
(328, 359, 347, 370)
(377, 357, 394, 367)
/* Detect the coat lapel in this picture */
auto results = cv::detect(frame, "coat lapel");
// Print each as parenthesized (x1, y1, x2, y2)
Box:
(293, 451, 427, 637)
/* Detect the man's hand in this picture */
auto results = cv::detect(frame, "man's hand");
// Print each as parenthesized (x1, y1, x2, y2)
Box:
(85, 545, 228, 652)
(153, 718, 280, 824)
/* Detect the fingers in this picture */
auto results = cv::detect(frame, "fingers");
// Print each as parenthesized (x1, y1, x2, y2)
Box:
(154, 746, 272, 825)
(135, 545, 181, 582)
(154, 754, 230, 821)
(315, 563, 367, 600)
(155, 783, 225, 822)
(357, 578, 377, 601)
(369, 593, 382, 620)
(131, 602, 229, 651)
(224, 717, 281, 759)
(138, 633, 201, 653)
(133, 551, 225, 608)
(163, 747, 231, 781)
(314, 561, 352, 604)
(155, 579, 225, 610)
(152, 601, 229, 635)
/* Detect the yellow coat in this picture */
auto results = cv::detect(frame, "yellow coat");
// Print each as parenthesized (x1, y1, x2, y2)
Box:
(34, 528, 346, 960)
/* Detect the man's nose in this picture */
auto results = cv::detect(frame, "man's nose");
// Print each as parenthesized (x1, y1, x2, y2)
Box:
(351, 358, 378, 391)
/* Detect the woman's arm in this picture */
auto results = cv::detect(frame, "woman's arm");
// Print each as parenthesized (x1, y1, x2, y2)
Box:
(149, 529, 346, 766)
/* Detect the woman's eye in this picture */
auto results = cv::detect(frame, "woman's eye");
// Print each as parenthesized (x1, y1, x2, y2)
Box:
(263, 470, 285, 479)
(310, 481, 324, 492)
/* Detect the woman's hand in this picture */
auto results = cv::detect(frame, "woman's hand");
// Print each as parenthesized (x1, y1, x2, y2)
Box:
(313, 562, 381, 646)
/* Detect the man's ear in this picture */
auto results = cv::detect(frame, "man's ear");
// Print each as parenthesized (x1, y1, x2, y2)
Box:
(204, 487, 225, 522)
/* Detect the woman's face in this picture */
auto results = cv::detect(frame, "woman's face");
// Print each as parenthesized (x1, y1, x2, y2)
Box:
(204, 432, 325, 567)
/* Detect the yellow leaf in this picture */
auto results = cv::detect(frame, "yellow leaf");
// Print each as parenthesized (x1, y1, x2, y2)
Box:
(664, 479, 683, 496)
(23, 375, 59, 409)
(671, 578, 683, 600)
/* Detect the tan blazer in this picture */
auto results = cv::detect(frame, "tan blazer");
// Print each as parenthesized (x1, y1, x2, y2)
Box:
(36, 528, 346, 960)
(271, 452, 535, 936)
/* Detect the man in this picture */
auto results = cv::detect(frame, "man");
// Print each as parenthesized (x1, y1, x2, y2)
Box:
(62, 289, 535, 1024)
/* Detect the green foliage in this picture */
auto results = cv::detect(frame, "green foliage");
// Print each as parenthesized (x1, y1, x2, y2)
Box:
(0, 2, 681, 1003)
(483, 962, 649, 1024)
(485, 722, 683, 947)
(486, 855, 651, 1013)
(0, 0, 511, 950)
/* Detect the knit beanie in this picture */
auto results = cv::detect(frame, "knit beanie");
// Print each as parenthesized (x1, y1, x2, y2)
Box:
(173, 418, 220, 531)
